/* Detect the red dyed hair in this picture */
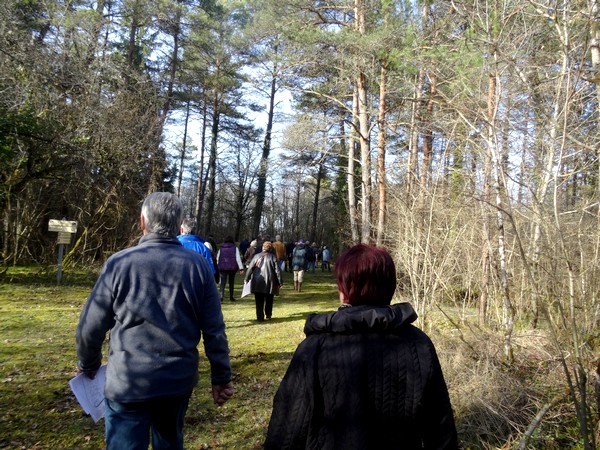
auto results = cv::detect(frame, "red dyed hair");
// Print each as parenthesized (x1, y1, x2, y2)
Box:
(334, 244, 397, 306)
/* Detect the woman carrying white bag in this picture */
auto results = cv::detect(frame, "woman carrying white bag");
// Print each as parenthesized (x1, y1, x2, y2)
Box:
(243, 241, 283, 322)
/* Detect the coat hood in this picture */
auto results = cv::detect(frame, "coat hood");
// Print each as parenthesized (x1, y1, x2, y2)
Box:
(304, 302, 418, 336)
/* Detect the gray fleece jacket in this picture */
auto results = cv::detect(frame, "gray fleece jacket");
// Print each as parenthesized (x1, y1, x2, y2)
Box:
(76, 233, 231, 402)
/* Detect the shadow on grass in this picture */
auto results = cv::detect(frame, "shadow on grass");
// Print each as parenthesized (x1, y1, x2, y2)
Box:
(227, 311, 316, 329)
(189, 349, 298, 449)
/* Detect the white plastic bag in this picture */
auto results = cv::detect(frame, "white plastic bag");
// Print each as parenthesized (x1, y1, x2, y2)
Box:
(241, 280, 252, 298)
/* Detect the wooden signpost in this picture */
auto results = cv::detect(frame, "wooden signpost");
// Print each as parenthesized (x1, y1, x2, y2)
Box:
(48, 219, 78, 284)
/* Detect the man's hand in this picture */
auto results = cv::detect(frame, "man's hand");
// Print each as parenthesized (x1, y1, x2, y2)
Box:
(76, 367, 97, 380)
(212, 382, 234, 406)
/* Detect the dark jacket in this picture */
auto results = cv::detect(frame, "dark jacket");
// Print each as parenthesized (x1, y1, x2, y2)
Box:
(306, 245, 316, 263)
(265, 303, 458, 450)
(245, 251, 282, 295)
(240, 239, 250, 256)
(76, 233, 231, 402)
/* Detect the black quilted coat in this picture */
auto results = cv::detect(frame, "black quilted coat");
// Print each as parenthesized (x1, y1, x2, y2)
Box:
(264, 303, 458, 450)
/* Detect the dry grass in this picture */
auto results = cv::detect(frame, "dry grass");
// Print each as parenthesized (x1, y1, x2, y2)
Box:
(432, 317, 593, 449)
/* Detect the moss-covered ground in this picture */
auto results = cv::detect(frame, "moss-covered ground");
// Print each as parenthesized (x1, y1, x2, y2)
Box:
(0, 267, 337, 449)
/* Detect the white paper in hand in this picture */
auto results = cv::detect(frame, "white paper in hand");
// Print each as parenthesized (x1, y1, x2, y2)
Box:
(241, 280, 252, 298)
(69, 365, 107, 423)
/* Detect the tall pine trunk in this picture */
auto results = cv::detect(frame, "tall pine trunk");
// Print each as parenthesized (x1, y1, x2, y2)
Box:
(253, 57, 277, 238)
(195, 90, 208, 222)
(203, 92, 220, 236)
(375, 60, 388, 245)
(348, 87, 360, 244)
(177, 99, 191, 197)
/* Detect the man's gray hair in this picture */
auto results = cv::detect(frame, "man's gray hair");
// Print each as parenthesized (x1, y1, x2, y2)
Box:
(180, 218, 196, 235)
(141, 192, 183, 237)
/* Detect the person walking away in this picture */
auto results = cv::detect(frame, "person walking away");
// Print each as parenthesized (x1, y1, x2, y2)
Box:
(177, 218, 217, 276)
(245, 241, 283, 321)
(285, 240, 295, 273)
(305, 243, 315, 272)
(272, 235, 287, 272)
(244, 240, 258, 267)
(311, 242, 319, 272)
(239, 238, 250, 265)
(76, 192, 233, 450)
(217, 236, 244, 302)
(205, 234, 219, 282)
(264, 244, 458, 450)
(292, 240, 307, 292)
(321, 245, 331, 271)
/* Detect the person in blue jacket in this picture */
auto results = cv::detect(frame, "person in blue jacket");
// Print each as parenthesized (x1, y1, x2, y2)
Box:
(177, 218, 216, 275)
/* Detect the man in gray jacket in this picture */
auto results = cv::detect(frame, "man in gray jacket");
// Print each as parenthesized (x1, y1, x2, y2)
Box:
(76, 192, 233, 450)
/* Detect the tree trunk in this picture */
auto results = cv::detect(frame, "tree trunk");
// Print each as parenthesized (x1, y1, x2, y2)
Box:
(355, 0, 371, 244)
(407, 69, 423, 203)
(417, 71, 436, 212)
(160, 1, 181, 121)
(487, 70, 514, 363)
(253, 57, 278, 238)
(591, 0, 600, 205)
(204, 92, 220, 236)
(348, 86, 360, 244)
(195, 90, 208, 222)
(177, 99, 191, 197)
(126, 2, 140, 70)
(375, 59, 388, 245)
(310, 153, 325, 243)
(294, 179, 301, 238)
(479, 97, 493, 326)
(357, 70, 371, 244)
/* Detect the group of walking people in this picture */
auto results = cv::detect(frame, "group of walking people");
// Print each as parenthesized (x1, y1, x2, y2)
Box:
(75, 192, 459, 450)
(199, 233, 332, 321)
(176, 222, 283, 321)
(178, 225, 333, 322)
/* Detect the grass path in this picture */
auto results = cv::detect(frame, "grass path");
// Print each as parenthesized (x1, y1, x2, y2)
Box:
(0, 267, 339, 449)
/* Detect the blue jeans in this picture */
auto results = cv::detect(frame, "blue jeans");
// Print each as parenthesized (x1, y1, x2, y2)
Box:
(105, 393, 191, 450)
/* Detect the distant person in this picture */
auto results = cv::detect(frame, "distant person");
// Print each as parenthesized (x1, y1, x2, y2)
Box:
(205, 234, 219, 279)
(292, 240, 307, 292)
(177, 218, 216, 275)
(272, 235, 287, 271)
(310, 242, 319, 272)
(76, 192, 233, 450)
(205, 234, 217, 255)
(265, 244, 458, 450)
(239, 238, 251, 264)
(217, 236, 244, 302)
(321, 245, 331, 272)
(305, 242, 315, 272)
(285, 240, 295, 273)
(244, 240, 258, 267)
(254, 235, 264, 253)
(245, 241, 283, 322)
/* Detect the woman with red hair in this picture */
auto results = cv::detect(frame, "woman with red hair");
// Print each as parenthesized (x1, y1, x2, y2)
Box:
(265, 244, 458, 449)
